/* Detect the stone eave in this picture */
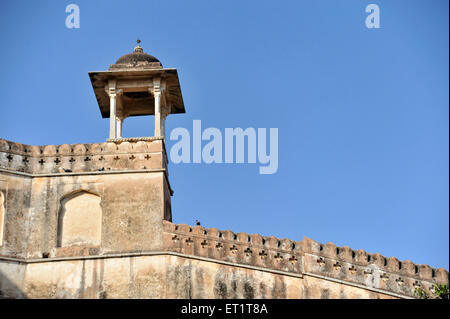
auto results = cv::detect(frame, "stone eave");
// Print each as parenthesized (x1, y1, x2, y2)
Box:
(88, 68, 185, 118)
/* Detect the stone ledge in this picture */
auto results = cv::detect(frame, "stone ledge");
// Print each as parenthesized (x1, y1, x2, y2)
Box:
(303, 272, 412, 299)
(0, 251, 302, 279)
(0, 168, 167, 177)
(0, 252, 415, 299)
(107, 136, 164, 143)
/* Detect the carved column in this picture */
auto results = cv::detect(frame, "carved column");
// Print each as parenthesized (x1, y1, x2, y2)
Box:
(108, 90, 117, 139)
(152, 78, 163, 137)
(106, 81, 123, 139)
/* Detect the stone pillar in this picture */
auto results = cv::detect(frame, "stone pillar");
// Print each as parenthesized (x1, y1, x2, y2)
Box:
(107, 80, 119, 139)
(109, 92, 117, 139)
(152, 77, 163, 137)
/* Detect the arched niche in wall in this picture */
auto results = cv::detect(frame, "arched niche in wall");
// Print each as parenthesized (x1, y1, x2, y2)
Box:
(57, 191, 102, 247)
(0, 192, 4, 246)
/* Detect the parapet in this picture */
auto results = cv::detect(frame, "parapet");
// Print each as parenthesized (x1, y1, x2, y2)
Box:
(0, 138, 168, 175)
(163, 221, 449, 298)
(163, 220, 303, 276)
(301, 237, 448, 298)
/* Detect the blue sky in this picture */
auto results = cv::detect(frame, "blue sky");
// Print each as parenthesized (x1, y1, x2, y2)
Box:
(0, 0, 448, 269)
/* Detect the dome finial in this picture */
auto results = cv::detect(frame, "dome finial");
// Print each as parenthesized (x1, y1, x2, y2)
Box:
(134, 38, 143, 53)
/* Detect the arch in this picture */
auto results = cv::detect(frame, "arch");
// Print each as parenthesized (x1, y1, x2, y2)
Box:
(57, 191, 102, 247)
(0, 192, 4, 246)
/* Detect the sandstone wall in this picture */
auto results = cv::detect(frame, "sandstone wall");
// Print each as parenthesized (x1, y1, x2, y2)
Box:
(0, 254, 398, 299)
(0, 138, 448, 299)
(0, 173, 31, 258)
(1, 218, 446, 299)
(0, 138, 172, 259)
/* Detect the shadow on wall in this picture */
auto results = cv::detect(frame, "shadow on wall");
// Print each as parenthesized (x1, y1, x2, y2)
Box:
(0, 268, 27, 299)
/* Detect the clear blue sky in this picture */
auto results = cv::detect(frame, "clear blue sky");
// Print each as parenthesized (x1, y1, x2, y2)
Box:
(0, 0, 448, 269)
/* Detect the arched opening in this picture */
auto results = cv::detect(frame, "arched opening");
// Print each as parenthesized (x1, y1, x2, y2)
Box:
(0, 192, 4, 246)
(58, 191, 102, 247)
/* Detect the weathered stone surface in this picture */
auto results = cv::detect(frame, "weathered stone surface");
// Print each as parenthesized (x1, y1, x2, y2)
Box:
(0, 138, 448, 299)
(0, 138, 172, 260)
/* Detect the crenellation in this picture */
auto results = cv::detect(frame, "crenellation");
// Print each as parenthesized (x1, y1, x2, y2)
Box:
(72, 144, 87, 155)
(280, 238, 293, 251)
(163, 221, 303, 277)
(401, 260, 416, 277)
(104, 142, 118, 153)
(222, 230, 234, 241)
(237, 232, 248, 243)
(0, 139, 8, 152)
(418, 264, 432, 280)
(301, 236, 320, 254)
(323, 242, 337, 258)
(0, 153, 8, 170)
(0, 138, 167, 175)
(249, 234, 263, 247)
(265, 236, 278, 250)
(338, 246, 353, 262)
(29, 145, 41, 157)
(57, 144, 72, 155)
(43, 144, 57, 156)
(134, 140, 148, 152)
(387, 256, 400, 272)
(192, 225, 205, 236)
(372, 253, 385, 268)
(9, 142, 25, 154)
(354, 249, 369, 266)
(436, 268, 448, 282)
(117, 141, 132, 153)
(305, 238, 448, 297)
(207, 227, 219, 238)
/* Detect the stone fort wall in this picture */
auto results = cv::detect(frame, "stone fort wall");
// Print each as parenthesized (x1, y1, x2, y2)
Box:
(0, 138, 172, 260)
(0, 138, 448, 299)
(162, 221, 448, 299)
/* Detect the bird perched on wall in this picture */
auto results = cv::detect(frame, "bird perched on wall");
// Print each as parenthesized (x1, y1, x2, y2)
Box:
(98, 167, 105, 171)
(195, 220, 201, 226)
(58, 167, 72, 173)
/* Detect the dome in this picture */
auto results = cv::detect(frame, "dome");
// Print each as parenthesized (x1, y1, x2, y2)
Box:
(109, 41, 162, 70)
(115, 48, 160, 64)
